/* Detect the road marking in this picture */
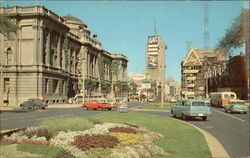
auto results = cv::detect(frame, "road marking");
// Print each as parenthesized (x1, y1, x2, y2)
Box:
(0, 115, 34, 121)
(37, 114, 69, 121)
(212, 109, 245, 122)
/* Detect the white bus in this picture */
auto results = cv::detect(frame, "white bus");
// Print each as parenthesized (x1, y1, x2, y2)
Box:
(210, 92, 237, 107)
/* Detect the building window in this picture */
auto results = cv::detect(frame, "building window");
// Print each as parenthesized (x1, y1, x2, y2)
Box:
(53, 79, 59, 94)
(45, 79, 49, 93)
(6, 48, 13, 65)
(61, 81, 64, 94)
(4, 78, 10, 92)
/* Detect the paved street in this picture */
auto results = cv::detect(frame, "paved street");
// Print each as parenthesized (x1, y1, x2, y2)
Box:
(135, 105, 250, 158)
(0, 103, 249, 158)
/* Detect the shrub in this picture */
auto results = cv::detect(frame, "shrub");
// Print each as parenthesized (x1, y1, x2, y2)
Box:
(88, 119, 103, 125)
(109, 132, 140, 146)
(20, 126, 55, 140)
(53, 150, 75, 158)
(109, 143, 165, 158)
(109, 127, 136, 134)
(41, 117, 94, 133)
(71, 135, 118, 150)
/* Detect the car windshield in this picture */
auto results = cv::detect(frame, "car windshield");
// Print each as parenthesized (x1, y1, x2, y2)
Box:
(230, 101, 245, 105)
(192, 102, 206, 106)
(99, 100, 107, 103)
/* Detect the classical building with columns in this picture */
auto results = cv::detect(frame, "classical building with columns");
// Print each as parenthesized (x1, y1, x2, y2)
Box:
(0, 5, 128, 106)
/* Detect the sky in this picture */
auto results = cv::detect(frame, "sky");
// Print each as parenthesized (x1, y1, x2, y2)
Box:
(1, 0, 249, 82)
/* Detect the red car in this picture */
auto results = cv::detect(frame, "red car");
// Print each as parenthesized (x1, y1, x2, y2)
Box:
(82, 99, 117, 110)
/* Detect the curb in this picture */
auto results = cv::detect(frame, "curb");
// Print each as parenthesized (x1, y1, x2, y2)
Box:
(131, 109, 230, 158)
(131, 108, 170, 112)
(172, 118, 230, 158)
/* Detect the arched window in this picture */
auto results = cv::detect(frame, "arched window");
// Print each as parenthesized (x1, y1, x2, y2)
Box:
(6, 47, 13, 65)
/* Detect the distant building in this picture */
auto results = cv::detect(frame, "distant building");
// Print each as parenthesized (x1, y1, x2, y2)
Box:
(0, 6, 128, 106)
(129, 73, 156, 101)
(207, 54, 248, 100)
(181, 48, 225, 99)
(165, 77, 181, 100)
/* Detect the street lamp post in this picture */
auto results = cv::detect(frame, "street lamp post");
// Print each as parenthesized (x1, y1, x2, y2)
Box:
(160, 44, 167, 108)
(0, 63, 3, 106)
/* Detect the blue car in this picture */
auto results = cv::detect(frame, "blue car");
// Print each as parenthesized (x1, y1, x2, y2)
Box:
(171, 99, 212, 121)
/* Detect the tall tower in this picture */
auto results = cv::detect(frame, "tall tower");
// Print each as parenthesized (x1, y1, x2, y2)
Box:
(204, 3, 209, 49)
(145, 29, 167, 101)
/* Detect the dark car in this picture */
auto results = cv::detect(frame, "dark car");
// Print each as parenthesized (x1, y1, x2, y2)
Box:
(20, 98, 47, 110)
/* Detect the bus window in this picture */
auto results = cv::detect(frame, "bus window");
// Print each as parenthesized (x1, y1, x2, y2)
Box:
(224, 94, 229, 99)
(224, 94, 235, 99)
(183, 101, 191, 106)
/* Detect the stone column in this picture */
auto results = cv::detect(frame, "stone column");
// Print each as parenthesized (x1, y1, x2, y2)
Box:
(39, 23, 44, 65)
(68, 47, 71, 72)
(57, 34, 61, 68)
(73, 49, 76, 74)
(33, 24, 38, 65)
(46, 30, 51, 66)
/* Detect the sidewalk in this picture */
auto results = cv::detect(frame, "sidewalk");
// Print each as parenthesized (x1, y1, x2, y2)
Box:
(48, 103, 81, 108)
(0, 106, 20, 111)
(0, 104, 81, 111)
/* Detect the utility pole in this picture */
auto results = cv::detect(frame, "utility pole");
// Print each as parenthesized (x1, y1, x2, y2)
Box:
(204, 3, 209, 49)
(160, 42, 167, 108)
(0, 63, 3, 106)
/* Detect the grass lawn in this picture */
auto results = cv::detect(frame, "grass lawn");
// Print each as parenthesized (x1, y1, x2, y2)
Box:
(16, 144, 63, 158)
(87, 112, 211, 158)
(136, 104, 172, 111)
(1, 112, 211, 158)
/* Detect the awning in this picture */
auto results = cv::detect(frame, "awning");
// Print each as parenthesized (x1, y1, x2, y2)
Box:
(187, 84, 195, 88)
(183, 70, 199, 73)
(187, 77, 196, 80)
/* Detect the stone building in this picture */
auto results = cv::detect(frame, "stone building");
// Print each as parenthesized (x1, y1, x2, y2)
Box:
(0, 6, 128, 106)
(181, 48, 225, 99)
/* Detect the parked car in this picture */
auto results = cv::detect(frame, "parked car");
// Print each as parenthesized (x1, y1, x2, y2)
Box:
(224, 100, 248, 114)
(20, 98, 47, 110)
(148, 98, 155, 102)
(82, 99, 115, 110)
(107, 99, 118, 109)
(171, 99, 212, 121)
(204, 99, 211, 106)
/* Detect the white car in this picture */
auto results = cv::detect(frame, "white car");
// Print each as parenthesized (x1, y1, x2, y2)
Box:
(118, 102, 128, 113)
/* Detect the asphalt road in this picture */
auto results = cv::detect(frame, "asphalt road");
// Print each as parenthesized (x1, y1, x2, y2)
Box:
(135, 106, 249, 158)
(0, 103, 249, 158)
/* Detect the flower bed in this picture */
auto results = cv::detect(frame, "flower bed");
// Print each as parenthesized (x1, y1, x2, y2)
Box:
(1, 120, 165, 158)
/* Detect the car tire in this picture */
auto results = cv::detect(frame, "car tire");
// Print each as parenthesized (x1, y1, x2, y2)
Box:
(202, 116, 207, 121)
(182, 114, 186, 120)
(84, 107, 88, 110)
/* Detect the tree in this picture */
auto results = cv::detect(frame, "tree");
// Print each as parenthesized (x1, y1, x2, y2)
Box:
(0, 14, 18, 39)
(217, 8, 249, 57)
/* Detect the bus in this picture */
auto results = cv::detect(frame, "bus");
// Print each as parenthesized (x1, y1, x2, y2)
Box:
(210, 92, 237, 107)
